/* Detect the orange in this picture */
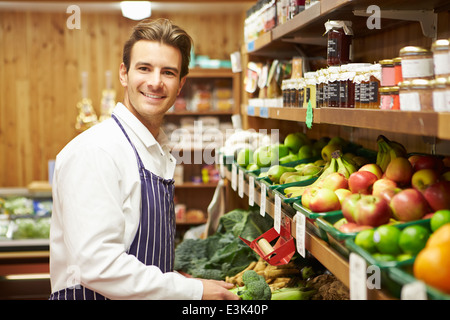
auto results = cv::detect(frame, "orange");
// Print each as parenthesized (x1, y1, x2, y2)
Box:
(413, 243, 450, 294)
(426, 223, 450, 248)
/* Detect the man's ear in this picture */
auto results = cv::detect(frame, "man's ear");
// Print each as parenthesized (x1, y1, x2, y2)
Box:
(119, 63, 128, 88)
(177, 76, 187, 96)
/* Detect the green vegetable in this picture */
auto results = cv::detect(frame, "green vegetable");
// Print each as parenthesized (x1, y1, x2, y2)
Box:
(174, 209, 273, 280)
(271, 286, 316, 300)
(229, 270, 271, 300)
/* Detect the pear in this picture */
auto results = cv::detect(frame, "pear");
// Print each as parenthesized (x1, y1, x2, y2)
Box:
(279, 153, 299, 164)
(279, 171, 302, 185)
(299, 164, 322, 176)
(284, 133, 303, 153)
(246, 163, 259, 171)
(237, 148, 253, 168)
(267, 165, 296, 184)
(285, 174, 314, 184)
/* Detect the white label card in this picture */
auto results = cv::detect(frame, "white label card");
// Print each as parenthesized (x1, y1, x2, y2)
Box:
(349, 252, 368, 300)
(260, 184, 266, 217)
(295, 212, 306, 258)
(231, 164, 237, 191)
(249, 176, 255, 206)
(274, 194, 281, 234)
(401, 281, 427, 300)
(238, 168, 244, 198)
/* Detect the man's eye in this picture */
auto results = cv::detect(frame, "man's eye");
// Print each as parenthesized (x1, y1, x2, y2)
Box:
(138, 67, 149, 72)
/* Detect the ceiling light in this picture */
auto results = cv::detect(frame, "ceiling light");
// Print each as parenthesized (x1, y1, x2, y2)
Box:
(120, 1, 151, 20)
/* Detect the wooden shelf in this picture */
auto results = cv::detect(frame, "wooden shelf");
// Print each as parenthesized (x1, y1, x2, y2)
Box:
(175, 182, 218, 188)
(245, 0, 450, 57)
(246, 105, 450, 139)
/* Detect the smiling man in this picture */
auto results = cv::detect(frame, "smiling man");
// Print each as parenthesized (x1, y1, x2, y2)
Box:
(49, 18, 238, 300)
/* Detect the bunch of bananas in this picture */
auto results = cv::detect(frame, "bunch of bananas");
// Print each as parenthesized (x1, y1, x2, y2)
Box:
(284, 151, 357, 198)
(376, 135, 408, 172)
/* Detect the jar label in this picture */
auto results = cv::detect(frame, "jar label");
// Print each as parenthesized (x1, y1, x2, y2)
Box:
(433, 90, 447, 112)
(433, 53, 450, 76)
(399, 92, 421, 111)
(401, 58, 434, 78)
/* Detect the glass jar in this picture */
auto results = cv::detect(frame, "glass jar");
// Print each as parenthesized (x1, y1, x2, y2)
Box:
(358, 66, 372, 109)
(327, 66, 341, 107)
(380, 59, 395, 87)
(379, 87, 399, 110)
(399, 80, 433, 111)
(291, 56, 303, 79)
(432, 77, 448, 112)
(316, 69, 325, 108)
(324, 20, 353, 66)
(304, 72, 317, 108)
(369, 64, 381, 109)
(399, 46, 434, 80)
(297, 78, 305, 108)
(431, 39, 450, 78)
(394, 57, 403, 85)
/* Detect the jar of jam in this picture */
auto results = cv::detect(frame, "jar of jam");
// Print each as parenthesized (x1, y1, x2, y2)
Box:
(297, 78, 305, 108)
(380, 59, 395, 87)
(304, 71, 317, 108)
(327, 66, 341, 107)
(369, 64, 381, 109)
(394, 57, 403, 85)
(316, 69, 325, 108)
(379, 87, 398, 110)
(399, 80, 433, 111)
(399, 46, 434, 80)
(431, 39, 450, 78)
(432, 77, 448, 112)
(324, 20, 353, 66)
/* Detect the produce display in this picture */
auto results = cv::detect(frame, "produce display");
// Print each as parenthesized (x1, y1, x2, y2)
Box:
(0, 196, 52, 240)
(219, 129, 450, 299)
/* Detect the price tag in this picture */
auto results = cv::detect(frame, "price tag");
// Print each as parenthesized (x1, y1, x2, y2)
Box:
(238, 168, 244, 198)
(274, 194, 281, 233)
(247, 105, 255, 116)
(349, 252, 368, 300)
(401, 281, 427, 300)
(231, 163, 237, 191)
(306, 100, 313, 129)
(249, 176, 255, 206)
(260, 183, 266, 217)
(260, 106, 269, 118)
(295, 212, 306, 258)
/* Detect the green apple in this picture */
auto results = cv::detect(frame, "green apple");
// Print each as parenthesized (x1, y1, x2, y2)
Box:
(298, 145, 314, 160)
(236, 148, 253, 168)
(284, 133, 303, 153)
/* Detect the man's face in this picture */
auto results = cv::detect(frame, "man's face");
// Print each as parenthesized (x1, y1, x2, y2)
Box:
(119, 40, 186, 128)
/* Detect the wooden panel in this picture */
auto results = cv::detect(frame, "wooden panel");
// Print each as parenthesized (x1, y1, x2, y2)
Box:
(0, 10, 245, 187)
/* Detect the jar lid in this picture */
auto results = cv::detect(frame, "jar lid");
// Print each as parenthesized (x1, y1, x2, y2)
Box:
(399, 81, 411, 88)
(399, 46, 431, 56)
(432, 77, 448, 87)
(379, 59, 394, 66)
(393, 57, 402, 64)
(379, 87, 393, 93)
(431, 39, 450, 51)
(410, 79, 432, 88)
(324, 20, 353, 35)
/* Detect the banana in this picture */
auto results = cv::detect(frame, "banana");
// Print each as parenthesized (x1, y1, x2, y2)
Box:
(284, 156, 338, 198)
(334, 150, 357, 178)
(376, 135, 408, 172)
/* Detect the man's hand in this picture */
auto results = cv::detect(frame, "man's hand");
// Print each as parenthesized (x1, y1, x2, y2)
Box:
(200, 279, 240, 300)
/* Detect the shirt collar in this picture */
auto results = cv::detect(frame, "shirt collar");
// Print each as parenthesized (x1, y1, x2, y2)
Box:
(112, 103, 170, 153)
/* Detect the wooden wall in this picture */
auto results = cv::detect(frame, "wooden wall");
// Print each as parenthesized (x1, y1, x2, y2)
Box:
(0, 9, 245, 187)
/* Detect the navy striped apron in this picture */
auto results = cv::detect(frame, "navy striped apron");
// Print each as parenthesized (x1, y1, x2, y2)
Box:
(50, 114, 176, 300)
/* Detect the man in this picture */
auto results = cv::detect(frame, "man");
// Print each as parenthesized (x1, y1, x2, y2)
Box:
(49, 18, 238, 300)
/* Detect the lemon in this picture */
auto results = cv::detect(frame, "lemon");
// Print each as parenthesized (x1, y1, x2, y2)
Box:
(430, 209, 450, 232)
(373, 225, 402, 255)
(355, 229, 377, 254)
(398, 225, 430, 256)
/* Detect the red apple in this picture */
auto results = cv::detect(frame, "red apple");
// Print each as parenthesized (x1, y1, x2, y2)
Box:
(341, 193, 362, 223)
(348, 171, 378, 194)
(308, 187, 341, 212)
(443, 156, 450, 168)
(378, 187, 401, 203)
(385, 157, 413, 186)
(354, 195, 392, 227)
(301, 186, 315, 209)
(359, 163, 383, 179)
(390, 188, 430, 221)
(423, 180, 450, 211)
(335, 188, 352, 204)
(411, 169, 440, 192)
(413, 155, 444, 174)
(408, 155, 421, 168)
(372, 178, 397, 197)
(338, 222, 372, 233)
(321, 172, 348, 191)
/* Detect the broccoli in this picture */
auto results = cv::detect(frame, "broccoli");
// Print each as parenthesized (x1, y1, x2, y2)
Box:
(229, 270, 271, 300)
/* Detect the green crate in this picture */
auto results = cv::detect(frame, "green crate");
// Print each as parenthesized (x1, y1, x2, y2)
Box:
(344, 219, 432, 269)
(387, 264, 450, 300)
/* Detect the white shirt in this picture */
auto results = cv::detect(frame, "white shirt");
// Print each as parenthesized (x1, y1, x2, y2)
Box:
(50, 103, 203, 299)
